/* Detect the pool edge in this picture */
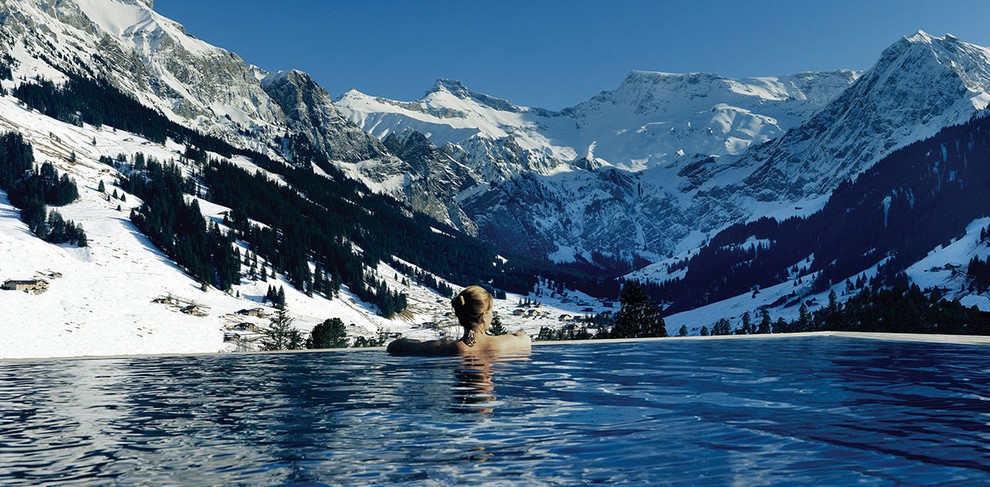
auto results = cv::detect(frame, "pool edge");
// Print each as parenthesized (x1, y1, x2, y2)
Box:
(2, 331, 987, 363)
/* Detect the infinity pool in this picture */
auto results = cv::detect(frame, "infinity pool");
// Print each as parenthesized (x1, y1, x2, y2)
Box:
(1, 337, 988, 485)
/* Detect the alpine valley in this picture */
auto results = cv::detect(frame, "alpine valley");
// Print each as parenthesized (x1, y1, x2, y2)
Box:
(1, 0, 989, 358)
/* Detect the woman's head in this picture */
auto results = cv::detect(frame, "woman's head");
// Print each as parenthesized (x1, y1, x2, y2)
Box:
(451, 285, 494, 333)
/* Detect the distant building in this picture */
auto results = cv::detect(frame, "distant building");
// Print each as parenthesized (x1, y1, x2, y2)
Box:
(2, 279, 48, 294)
(236, 308, 266, 318)
(180, 305, 208, 317)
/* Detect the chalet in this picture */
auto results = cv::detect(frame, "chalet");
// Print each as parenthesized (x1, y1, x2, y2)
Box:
(2, 279, 48, 294)
(512, 309, 525, 316)
(236, 308, 266, 318)
(180, 305, 208, 317)
(224, 331, 261, 343)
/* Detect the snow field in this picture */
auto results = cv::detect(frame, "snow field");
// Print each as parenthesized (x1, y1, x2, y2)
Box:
(0, 92, 599, 358)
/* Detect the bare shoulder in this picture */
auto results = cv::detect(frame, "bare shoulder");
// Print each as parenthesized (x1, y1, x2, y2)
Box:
(495, 332, 532, 352)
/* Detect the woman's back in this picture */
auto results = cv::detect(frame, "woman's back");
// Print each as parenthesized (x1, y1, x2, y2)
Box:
(387, 332, 531, 356)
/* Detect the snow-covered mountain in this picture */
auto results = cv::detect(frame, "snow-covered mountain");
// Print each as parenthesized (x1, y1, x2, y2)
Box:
(0, 0, 611, 359)
(336, 67, 861, 261)
(740, 31, 990, 199)
(0, 0, 285, 148)
(0, 73, 594, 359)
(669, 31, 990, 252)
(0, 0, 483, 233)
(339, 32, 990, 265)
(337, 71, 858, 172)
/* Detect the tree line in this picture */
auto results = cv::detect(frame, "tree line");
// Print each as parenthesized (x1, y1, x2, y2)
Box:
(0, 132, 86, 246)
(699, 280, 990, 337)
(259, 305, 385, 351)
(536, 280, 666, 341)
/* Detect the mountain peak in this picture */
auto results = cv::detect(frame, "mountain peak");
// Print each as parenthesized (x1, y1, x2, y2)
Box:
(879, 31, 990, 81)
(432, 78, 469, 95)
(622, 70, 723, 85)
(905, 30, 934, 44)
(427, 78, 533, 114)
(262, 69, 308, 85)
(902, 30, 966, 46)
(339, 88, 367, 99)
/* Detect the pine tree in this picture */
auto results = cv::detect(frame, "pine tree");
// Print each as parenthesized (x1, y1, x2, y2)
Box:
(98, 180, 105, 193)
(677, 325, 688, 337)
(773, 317, 788, 334)
(712, 318, 732, 336)
(610, 281, 666, 338)
(260, 307, 304, 351)
(798, 303, 810, 331)
(75, 223, 87, 247)
(740, 311, 753, 335)
(306, 317, 348, 349)
(758, 309, 772, 334)
(488, 312, 508, 336)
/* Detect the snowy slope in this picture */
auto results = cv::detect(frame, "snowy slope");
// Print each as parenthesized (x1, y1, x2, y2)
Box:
(0, 0, 479, 237)
(0, 0, 285, 148)
(0, 91, 602, 359)
(662, 32, 990, 259)
(337, 72, 858, 172)
(741, 32, 990, 199)
(336, 71, 858, 261)
(339, 32, 990, 267)
(561, 70, 859, 170)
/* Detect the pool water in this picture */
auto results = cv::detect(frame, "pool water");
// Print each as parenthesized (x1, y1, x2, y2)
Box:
(1, 337, 988, 485)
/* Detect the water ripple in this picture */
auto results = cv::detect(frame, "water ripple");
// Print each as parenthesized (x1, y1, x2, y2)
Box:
(0, 338, 989, 485)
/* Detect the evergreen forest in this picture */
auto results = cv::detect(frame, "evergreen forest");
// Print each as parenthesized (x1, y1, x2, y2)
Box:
(0, 132, 86, 246)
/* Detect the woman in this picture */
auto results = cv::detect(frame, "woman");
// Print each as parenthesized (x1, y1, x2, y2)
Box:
(387, 286, 532, 356)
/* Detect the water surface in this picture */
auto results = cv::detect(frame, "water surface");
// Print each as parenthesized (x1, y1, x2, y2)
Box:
(1, 337, 988, 485)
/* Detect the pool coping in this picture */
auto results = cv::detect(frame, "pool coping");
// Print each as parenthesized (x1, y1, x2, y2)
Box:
(531, 331, 990, 346)
(1, 331, 987, 363)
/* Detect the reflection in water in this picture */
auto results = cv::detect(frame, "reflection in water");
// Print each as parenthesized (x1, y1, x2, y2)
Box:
(0, 339, 989, 485)
(452, 356, 496, 415)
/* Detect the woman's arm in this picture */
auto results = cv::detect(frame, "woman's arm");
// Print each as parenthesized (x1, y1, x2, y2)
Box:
(387, 338, 461, 356)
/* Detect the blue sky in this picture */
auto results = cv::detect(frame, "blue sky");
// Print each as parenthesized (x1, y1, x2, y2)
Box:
(155, 0, 990, 110)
